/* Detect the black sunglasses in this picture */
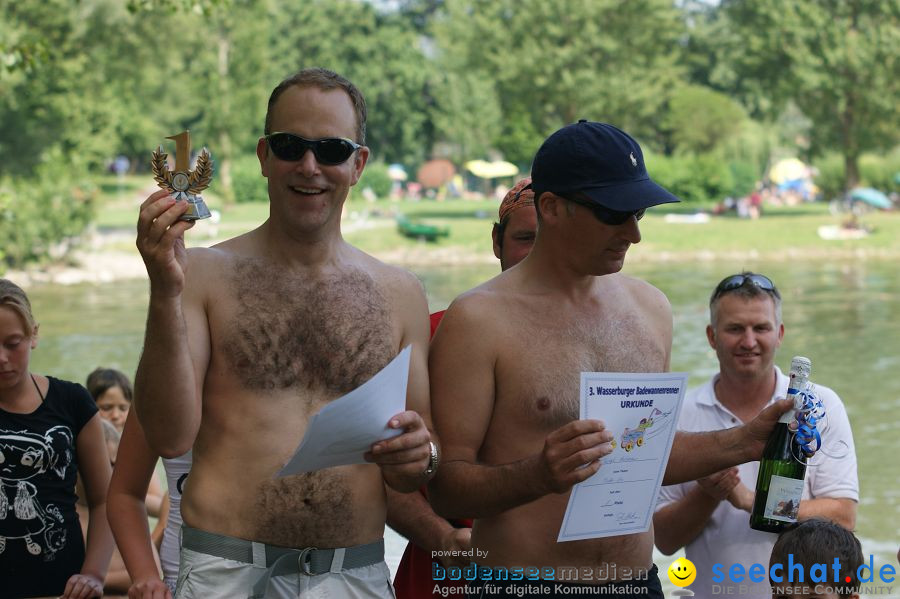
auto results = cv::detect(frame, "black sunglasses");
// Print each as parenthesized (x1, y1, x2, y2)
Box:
(713, 273, 780, 299)
(265, 132, 362, 165)
(563, 194, 645, 226)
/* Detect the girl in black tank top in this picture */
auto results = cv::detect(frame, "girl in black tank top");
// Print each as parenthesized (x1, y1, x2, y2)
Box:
(0, 278, 114, 598)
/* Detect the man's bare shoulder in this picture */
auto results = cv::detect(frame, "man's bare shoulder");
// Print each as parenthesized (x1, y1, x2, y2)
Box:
(182, 232, 262, 299)
(184, 246, 229, 281)
(611, 274, 672, 345)
(439, 277, 510, 332)
(187, 229, 258, 263)
(350, 247, 424, 296)
(615, 273, 671, 313)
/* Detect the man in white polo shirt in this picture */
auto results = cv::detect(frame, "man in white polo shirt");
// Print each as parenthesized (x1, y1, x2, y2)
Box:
(654, 272, 858, 599)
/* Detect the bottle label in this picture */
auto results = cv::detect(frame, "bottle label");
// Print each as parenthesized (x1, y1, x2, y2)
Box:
(763, 475, 804, 522)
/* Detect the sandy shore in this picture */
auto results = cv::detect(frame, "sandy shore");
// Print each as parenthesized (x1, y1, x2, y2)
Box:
(8, 224, 898, 287)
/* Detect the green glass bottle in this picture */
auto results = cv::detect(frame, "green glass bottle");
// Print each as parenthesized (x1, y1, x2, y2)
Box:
(749, 356, 811, 533)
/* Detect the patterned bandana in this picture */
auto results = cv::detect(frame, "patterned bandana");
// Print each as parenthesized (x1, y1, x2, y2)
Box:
(499, 177, 534, 222)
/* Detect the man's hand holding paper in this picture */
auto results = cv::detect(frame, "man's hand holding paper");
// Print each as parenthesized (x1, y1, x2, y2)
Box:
(366, 409, 434, 492)
(537, 419, 615, 495)
(278, 347, 424, 480)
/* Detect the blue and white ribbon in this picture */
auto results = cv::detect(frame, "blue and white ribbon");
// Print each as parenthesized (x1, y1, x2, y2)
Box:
(794, 386, 825, 457)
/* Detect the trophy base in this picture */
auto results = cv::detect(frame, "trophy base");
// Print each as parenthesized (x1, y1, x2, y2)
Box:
(175, 193, 212, 221)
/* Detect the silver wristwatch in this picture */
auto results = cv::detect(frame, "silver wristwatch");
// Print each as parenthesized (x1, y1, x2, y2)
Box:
(423, 441, 439, 477)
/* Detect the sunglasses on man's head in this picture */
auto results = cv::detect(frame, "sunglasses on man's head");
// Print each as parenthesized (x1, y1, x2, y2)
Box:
(265, 132, 362, 165)
(563, 194, 645, 226)
(713, 273, 779, 299)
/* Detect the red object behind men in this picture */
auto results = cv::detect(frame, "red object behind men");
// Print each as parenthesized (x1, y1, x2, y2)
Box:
(393, 310, 472, 598)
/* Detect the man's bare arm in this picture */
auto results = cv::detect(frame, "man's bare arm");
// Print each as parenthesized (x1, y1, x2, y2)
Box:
(432, 422, 611, 519)
(653, 468, 740, 555)
(366, 271, 435, 492)
(134, 191, 210, 457)
(797, 497, 857, 530)
(663, 399, 794, 485)
(385, 487, 472, 567)
(726, 480, 856, 530)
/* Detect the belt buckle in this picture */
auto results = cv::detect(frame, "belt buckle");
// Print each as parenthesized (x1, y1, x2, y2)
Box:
(297, 546, 318, 576)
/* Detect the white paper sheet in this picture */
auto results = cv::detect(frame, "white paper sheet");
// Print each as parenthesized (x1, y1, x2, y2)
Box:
(277, 345, 411, 476)
(557, 372, 688, 541)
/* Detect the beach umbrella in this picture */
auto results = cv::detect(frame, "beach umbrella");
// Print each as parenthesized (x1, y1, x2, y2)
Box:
(387, 163, 408, 181)
(849, 187, 891, 209)
(416, 159, 456, 188)
(769, 158, 807, 184)
(465, 160, 519, 179)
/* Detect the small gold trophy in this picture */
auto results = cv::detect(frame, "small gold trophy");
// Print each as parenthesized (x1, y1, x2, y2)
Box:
(151, 131, 213, 221)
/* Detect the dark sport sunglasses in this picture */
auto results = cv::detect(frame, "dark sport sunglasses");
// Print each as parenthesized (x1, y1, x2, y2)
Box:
(564, 194, 645, 226)
(265, 132, 362, 165)
(713, 273, 780, 300)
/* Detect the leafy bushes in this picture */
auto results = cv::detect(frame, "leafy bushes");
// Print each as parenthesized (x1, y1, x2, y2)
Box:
(663, 85, 747, 155)
(811, 154, 844, 200)
(646, 153, 759, 204)
(0, 155, 96, 271)
(812, 151, 900, 200)
(356, 162, 393, 199)
(230, 154, 268, 204)
(860, 152, 900, 193)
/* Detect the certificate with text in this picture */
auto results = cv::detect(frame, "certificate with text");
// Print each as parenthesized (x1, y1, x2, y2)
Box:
(557, 372, 688, 542)
(277, 346, 410, 476)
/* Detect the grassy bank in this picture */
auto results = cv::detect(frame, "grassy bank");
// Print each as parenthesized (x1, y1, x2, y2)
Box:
(92, 174, 900, 264)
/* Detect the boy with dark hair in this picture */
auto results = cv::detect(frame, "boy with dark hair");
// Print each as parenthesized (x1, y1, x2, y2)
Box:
(769, 518, 863, 599)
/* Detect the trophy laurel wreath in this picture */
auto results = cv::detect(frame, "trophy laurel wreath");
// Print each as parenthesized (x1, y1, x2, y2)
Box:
(151, 130, 213, 221)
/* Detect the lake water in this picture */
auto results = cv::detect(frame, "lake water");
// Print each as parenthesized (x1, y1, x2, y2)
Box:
(23, 258, 899, 595)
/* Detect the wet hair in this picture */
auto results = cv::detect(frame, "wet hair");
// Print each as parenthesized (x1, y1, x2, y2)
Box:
(769, 518, 863, 598)
(85, 367, 134, 404)
(0, 278, 37, 337)
(709, 271, 782, 327)
(264, 67, 367, 144)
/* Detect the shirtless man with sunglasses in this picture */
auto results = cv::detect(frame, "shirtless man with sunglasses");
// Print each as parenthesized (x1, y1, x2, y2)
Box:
(134, 68, 434, 598)
(428, 121, 796, 598)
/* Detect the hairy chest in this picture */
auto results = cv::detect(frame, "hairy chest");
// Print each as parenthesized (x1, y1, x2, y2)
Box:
(213, 262, 395, 395)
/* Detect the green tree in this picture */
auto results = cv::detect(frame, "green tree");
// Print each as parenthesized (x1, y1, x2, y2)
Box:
(433, 0, 687, 164)
(429, 70, 502, 165)
(663, 85, 747, 154)
(266, 0, 431, 167)
(715, 0, 900, 189)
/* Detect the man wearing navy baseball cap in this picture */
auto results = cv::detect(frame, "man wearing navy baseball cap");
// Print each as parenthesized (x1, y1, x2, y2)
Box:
(531, 119, 679, 215)
(428, 121, 796, 598)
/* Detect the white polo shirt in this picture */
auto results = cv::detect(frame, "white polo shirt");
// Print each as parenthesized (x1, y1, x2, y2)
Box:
(656, 367, 858, 599)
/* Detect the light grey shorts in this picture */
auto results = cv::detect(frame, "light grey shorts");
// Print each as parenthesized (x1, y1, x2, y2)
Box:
(174, 545, 396, 599)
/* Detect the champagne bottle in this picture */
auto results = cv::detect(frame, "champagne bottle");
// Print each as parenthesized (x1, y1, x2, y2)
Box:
(749, 356, 811, 533)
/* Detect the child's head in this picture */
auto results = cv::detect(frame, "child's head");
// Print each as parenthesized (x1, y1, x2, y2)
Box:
(0, 279, 39, 389)
(86, 367, 133, 432)
(0, 279, 37, 337)
(770, 519, 863, 599)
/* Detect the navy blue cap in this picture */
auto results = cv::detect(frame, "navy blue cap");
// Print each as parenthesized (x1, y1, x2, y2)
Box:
(531, 120, 679, 212)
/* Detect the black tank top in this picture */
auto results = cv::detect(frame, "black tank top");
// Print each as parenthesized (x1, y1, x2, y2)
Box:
(0, 377, 97, 598)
